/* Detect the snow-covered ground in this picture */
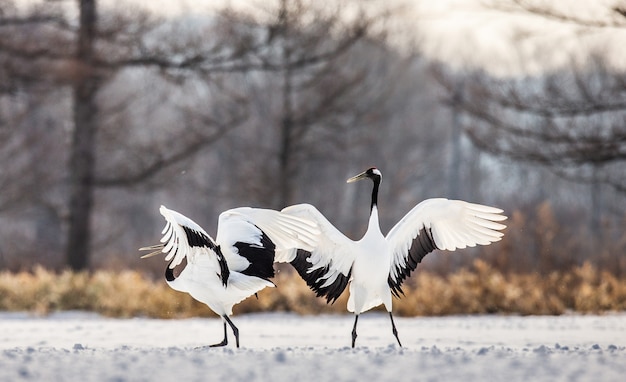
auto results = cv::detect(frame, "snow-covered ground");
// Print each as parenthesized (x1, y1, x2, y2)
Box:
(1, 312, 625, 381)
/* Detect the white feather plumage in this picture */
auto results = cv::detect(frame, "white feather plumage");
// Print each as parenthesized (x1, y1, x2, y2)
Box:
(279, 168, 507, 348)
(141, 205, 320, 348)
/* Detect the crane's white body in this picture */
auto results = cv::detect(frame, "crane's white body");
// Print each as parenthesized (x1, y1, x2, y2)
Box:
(165, 254, 273, 317)
(279, 199, 506, 314)
(278, 167, 507, 347)
(347, 207, 392, 314)
(141, 205, 320, 347)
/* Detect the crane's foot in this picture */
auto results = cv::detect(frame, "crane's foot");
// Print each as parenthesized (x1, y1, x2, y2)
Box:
(389, 312, 402, 347)
(351, 315, 359, 348)
(209, 339, 228, 347)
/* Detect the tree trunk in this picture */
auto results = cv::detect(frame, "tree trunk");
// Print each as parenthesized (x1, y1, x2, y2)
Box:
(589, 164, 602, 239)
(448, 81, 463, 199)
(66, 0, 98, 270)
(277, 0, 296, 208)
(278, 61, 295, 208)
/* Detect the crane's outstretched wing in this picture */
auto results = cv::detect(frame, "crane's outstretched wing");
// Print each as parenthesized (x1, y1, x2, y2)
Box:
(278, 204, 357, 304)
(386, 199, 507, 297)
(140, 205, 230, 286)
(215, 207, 320, 282)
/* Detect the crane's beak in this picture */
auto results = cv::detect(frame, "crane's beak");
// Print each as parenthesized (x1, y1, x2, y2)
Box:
(347, 170, 368, 183)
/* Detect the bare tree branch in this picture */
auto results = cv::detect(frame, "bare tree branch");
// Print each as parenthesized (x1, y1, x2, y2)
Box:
(94, 126, 233, 187)
(435, 62, 626, 191)
(495, 0, 626, 28)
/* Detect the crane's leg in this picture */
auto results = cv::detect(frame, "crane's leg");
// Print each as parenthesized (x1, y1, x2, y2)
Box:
(389, 312, 402, 347)
(351, 315, 359, 348)
(224, 315, 240, 348)
(210, 319, 228, 347)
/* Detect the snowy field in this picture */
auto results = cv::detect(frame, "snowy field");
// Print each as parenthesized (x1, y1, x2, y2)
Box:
(1, 312, 625, 382)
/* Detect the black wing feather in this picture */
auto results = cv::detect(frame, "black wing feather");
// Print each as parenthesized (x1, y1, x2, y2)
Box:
(388, 226, 438, 298)
(234, 231, 276, 281)
(182, 225, 229, 286)
(290, 249, 351, 304)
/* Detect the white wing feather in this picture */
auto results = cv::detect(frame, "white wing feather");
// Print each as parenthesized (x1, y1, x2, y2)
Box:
(158, 205, 218, 269)
(278, 204, 357, 285)
(215, 207, 320, 272)
(157, 205, 320, 272)
(218, 207, 320, 252)
(386, 198, 507, 282)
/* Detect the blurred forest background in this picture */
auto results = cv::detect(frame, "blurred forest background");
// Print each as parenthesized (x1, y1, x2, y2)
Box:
(1, 0, 625, 285)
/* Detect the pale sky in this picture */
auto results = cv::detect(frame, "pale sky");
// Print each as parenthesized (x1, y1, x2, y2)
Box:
(410, 0, 626, 75)
(120, 0, 626, 75)
(17, 0, 626, 75)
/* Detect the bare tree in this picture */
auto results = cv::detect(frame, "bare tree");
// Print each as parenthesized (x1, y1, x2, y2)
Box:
(64, 2, 264, 270)
(216, 0, 406, 209)
(437, 64, 626, 190)
(0, 1, 69, 212)
(435, 3, 626, 193)
(0, 1, 276, 269)
(65, 0, 99, 270)
(0, 0, 431, 270)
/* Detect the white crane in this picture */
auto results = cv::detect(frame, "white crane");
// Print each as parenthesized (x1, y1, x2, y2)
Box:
(277, 167, 507, 348)
(140, 205, 319, 348)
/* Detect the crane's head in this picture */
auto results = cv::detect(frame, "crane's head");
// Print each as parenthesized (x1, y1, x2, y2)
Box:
(347, 167, 382, 184)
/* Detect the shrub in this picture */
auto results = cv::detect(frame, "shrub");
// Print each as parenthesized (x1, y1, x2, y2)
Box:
(1, 261, 625, 318)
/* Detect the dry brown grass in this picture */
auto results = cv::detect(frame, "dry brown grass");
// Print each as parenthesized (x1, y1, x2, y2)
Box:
(470, 202, 626, 277)
(1, 261, 625, 318)
(393, 260, 626, 316)
(0, 267, 209, 318)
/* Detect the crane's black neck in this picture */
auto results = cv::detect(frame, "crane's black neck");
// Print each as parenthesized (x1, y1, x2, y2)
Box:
(370, 177, 380, 212)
